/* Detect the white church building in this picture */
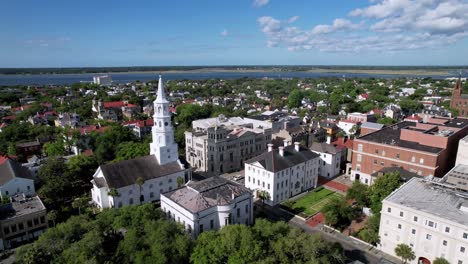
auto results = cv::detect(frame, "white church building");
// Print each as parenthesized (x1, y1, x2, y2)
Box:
(91, 76, 191, 209)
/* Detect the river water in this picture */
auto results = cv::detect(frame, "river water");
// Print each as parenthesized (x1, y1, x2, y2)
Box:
(0, 71, 454, 86)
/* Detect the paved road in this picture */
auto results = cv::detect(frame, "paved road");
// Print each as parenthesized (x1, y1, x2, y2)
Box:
(255, 203, 399, 264)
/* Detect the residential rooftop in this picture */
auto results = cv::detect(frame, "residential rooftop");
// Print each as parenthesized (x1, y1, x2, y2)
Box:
(0, 194, 46, 221)
(246, 145, 319, 172)
(385, 174, 468, 226)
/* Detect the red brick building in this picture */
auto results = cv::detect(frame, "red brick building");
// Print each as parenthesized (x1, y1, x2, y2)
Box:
(450, 78, 468, 117)
(350, 117, 468, 185)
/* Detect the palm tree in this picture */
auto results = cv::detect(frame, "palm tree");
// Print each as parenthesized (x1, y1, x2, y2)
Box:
(433, 257, 449, 264)
(47, 210, 58, 227)
(72, 196, 88, 215)
(135, 177, 145, 204)
(394, 243, 415, 264)
(177, 176, 185, 187)
(258, 190, 270, 208)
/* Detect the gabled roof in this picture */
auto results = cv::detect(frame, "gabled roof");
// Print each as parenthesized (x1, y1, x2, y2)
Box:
(310, 142, 339, 154)
(96, 155, 185, 189)
(246, 145, 319, 172)
(0, 158, 34, 186)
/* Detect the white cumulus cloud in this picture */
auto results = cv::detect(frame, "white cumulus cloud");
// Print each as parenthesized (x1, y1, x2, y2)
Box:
(257, 0, 468, 53)
(253, 0, 269, 7)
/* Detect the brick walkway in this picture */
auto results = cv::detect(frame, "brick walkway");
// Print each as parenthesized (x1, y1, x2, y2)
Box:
(306, 212, 325, 228)
(317, 176, 350, 193)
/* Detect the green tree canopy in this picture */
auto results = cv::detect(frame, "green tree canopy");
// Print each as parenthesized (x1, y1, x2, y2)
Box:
(394, 243, 415, 264)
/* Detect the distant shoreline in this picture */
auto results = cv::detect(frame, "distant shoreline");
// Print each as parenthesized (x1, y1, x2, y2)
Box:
(0, 68, 457, 76)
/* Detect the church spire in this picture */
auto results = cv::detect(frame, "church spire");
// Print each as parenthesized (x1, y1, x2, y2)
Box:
(155, 75, 169, 103)
(150, 75, 178, 165)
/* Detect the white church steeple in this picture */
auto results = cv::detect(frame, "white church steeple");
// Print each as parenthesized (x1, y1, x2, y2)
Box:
(150, 75, 179, 165)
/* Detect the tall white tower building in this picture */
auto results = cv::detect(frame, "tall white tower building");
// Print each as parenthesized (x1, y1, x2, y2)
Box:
(150, 75, 179, 165)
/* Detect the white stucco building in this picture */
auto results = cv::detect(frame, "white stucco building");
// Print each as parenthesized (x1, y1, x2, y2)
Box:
(379, 165, 468, 264)
(161, 177, 253, 237)
(244, 142, 320, 206)
(91, 76, 191, 210)
(456, 135, 468, 166)
(310, 142, 342, 178)
(0, 158, 35, 198)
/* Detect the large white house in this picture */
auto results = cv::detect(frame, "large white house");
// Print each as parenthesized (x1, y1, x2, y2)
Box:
(379, 165, 468, 264)
(91, 76, 191, 209)
(0, 158, 35, 198)
(244, 142, 320, 206)
(310, 142, 342, 179)
(161, 177, 253, 237)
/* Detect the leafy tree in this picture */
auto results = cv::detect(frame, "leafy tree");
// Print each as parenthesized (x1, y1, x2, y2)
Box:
(433, 257, 450, 264)
(346, 181, 369, 207)
(114, 142, 149, 161)
(377, 117, 396, 125)
(72, 196, 89, 215)
(47, 210, 58, 227)
(394, 243, 415, 264)
(322, 197, 359, 230)
(369, 172, 402, 215)
(108, 188, 119, 197)
(288, 89, 302, 108)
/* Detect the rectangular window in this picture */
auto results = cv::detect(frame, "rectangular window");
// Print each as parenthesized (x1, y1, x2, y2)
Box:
(443, 240, 447, 246)
(210, 220, 214, 229)
(267, 184, 270, 190)
(375, 149, 379, 154)
(445, 227, 450, 233)
(245, 204, 248, 213)
(427, 221, 435, 227)
(398, 224, 402, 229)
(237, 208, 240, 218)
(200, 224, 204, 233)
(396, 153, 400, 159)
(358, 144, 363, 151)
(357, 154, 362, 162)
(400, 212, 404, 217)
(420, 158, 424, 164)
(426, 234, 432, 240)
(387, 207, 391, 213)
(461, 247, 465, 253)
(463, 232, 468, 239)
(413, 216, 418, 222)
(411, 229, 416, 234)
(374, 160, 377, 164)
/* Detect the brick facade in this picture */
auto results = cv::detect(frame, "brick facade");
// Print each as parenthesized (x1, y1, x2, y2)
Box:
(450, 78, 468, 117)
(351, 118, 468, 185)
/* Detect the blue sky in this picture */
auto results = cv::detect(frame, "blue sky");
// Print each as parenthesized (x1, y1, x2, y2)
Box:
(1, 0, 468, 67)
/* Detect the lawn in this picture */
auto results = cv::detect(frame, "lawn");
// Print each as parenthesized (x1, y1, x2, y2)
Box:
(282, 187, 343, 217)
